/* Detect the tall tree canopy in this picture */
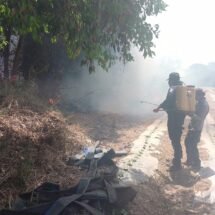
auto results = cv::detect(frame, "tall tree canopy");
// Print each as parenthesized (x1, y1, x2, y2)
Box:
(0, 0, 167, 77)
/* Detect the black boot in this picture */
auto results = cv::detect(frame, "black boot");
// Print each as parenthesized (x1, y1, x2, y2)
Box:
(191, 161, 201, 172)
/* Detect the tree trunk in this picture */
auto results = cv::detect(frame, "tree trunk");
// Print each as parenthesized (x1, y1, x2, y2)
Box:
(11, 36, 23, 77)
(3, 28, 11, 79)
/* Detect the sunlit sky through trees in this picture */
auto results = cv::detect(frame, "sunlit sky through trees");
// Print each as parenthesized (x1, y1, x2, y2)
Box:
(62, 0, 215, 114)
(149, 0, 215, 69)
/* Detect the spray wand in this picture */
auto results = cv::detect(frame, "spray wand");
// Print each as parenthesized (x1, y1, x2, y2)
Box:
(140, 100, 166, 112)
(140, 100, 159, 106)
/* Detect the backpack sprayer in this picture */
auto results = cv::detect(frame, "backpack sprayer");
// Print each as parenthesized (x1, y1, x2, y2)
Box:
(140, 85, 196, 113)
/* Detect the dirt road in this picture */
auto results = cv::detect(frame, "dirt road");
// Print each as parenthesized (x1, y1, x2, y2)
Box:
(65, 88, 215, 214)
(117, 88, 215, 215)
(1, 86, 215, 214)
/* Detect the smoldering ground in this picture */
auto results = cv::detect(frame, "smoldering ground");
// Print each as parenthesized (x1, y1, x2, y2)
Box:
(61, 50, 181, 116)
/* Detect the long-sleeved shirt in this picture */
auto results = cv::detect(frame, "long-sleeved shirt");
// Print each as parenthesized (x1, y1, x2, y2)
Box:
(159, 87, 176, 112)
(159, 81, 184, 112)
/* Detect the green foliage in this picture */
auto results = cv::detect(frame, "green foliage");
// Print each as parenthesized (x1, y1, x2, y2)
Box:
(0, 0, 167, 71)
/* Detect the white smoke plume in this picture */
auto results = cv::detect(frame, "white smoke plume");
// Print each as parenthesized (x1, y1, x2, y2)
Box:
(62, 50, 181, 116)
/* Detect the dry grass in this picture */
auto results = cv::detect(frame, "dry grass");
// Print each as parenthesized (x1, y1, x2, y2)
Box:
(0, 80, 48, 112)
(0, 108, 86, 207)
(0, 82, 90, 208)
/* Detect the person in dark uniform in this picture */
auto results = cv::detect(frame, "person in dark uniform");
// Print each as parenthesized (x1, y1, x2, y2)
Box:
(153, 72, 186, 171)
(185, 88, 209, 171)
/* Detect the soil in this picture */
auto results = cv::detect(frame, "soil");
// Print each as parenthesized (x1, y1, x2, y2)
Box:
(1, 89, 215, 214)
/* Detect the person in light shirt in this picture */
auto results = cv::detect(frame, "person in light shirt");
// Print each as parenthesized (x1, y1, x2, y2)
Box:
(184, 88, 209, 171)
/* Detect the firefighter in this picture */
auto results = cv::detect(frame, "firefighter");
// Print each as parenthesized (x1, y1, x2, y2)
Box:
(153, 72, 186, 171)
(185, 88, 209, 171)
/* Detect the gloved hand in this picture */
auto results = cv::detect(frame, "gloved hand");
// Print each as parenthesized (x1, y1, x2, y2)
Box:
(153, 107, 160, 113)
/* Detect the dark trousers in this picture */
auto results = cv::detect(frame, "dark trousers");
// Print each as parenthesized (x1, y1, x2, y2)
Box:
(167, 112, 185, 165)
(185, 130, 201, 167)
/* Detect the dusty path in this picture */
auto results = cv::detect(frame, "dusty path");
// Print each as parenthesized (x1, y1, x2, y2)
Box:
(64, 89, 215, 214)
(117, 88, 215, 215)
(1, 89, 215, 213)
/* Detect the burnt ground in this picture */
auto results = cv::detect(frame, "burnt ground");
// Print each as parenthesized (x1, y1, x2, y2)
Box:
(63, 89, 215, 215)
(1, 88, 215, 214)
(65, 112, 157, 151)
(64, 113, 214, 214)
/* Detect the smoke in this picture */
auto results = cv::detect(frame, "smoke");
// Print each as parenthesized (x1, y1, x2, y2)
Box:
(183, 63, 215, 87)
(61, 49, 183, 116)
(59, 0, 215, 116)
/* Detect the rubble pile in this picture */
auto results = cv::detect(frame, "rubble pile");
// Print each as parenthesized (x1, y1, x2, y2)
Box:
(0, 145, 136, 214)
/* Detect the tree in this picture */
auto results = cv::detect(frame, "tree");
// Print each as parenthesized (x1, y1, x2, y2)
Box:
(0, 0, 167, 78)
